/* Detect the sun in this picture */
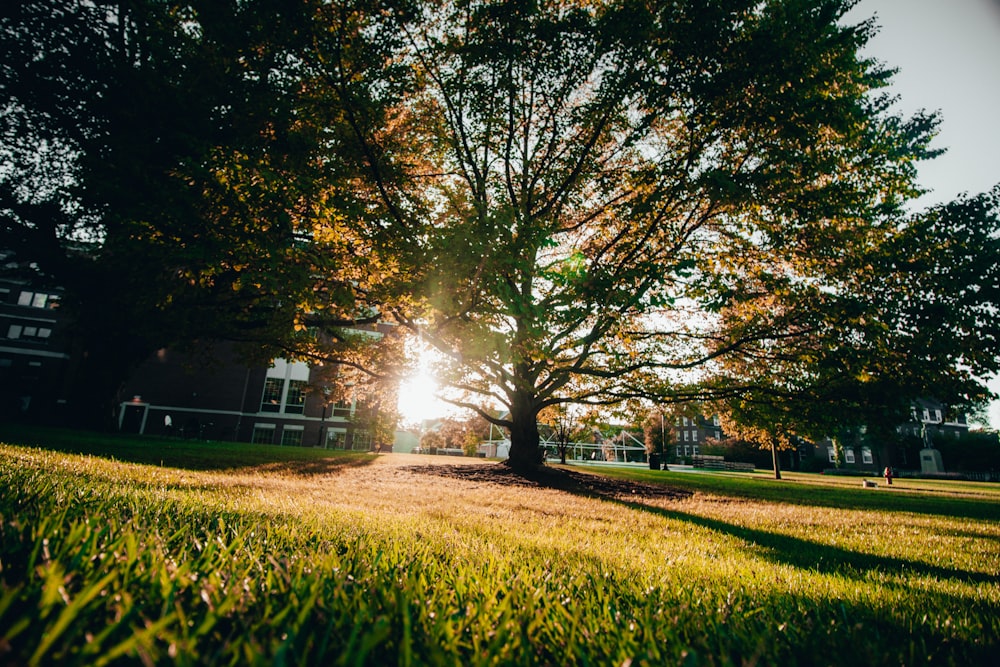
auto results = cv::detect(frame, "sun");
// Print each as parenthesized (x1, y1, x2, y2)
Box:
(396, 369, 445, 424)
(396, 342, 468, 425)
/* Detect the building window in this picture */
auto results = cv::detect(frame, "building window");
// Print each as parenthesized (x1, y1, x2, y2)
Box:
(6, 324, 53, 341)
(675, 445, 682, 457)
(252, 424, 275, 444)
(683, 445, 690, 456)
(691, 430, 698, 442)
(845, 449, 855, 464)
(351, 430, 372, 451)
(682, 417, 689, 426)
(327, 429, 347, 449)
(862, 447, 873, 464)
(683, 430, 689, 441)
(933, 409, 942, 422)
(922, 409, 930, 422)
(281, 427, 304, 446)
(261, 377, 284, 412)
(827, 447, 837, 463)
(285, 380, 307, 414)
(692, 445, 699, 456)
(17, 291, 58, 309)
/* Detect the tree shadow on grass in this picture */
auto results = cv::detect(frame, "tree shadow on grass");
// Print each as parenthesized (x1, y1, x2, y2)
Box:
(614, 495, 998, 586)
(403, 461, 693, 500)
(238, 456, 377, 477)
(595, 466, 1000, 522)
(408, 462, 996, 586)
(0, 424, 378, 476)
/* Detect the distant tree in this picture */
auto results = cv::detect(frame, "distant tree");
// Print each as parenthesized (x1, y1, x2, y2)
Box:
(349, 398, 399, 453)
(713, 411, 797, 479)
(932, 431, 1000, 474)
(419, 430, 444, 452)
(434, 414, 491, 455)
(541, 403, 587, 465)
(437, 418, 468, 451)
(710, 187, 1000, 474)
(641, 409, 671, 460)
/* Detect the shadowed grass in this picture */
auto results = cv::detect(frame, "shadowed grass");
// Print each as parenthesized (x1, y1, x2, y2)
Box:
(593, 464, 1000, 521)
(0, 424, 374, 473)
(1, 428, 998, 665)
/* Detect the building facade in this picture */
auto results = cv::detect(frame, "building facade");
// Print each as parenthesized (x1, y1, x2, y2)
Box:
(118, 345, 380, 450)
(0, 276, 72, 421)
(809, 398, 970, 473)
(1, 267, 390, 450)
(673, 414, 723, 459)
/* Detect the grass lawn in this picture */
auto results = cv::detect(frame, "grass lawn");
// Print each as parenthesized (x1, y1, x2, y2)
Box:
(1, 426, 998, 665)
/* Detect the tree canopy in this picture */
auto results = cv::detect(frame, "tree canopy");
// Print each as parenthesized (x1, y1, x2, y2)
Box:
(317, 0, 999, 468)
(0, 0, 402, 426)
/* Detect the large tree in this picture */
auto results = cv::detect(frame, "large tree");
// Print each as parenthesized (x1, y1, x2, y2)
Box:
(0, 0, 403, 427)
(322, 0, 986, 469)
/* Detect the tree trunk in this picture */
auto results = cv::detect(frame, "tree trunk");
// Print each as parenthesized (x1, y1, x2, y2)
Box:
(771, 440, 782, 480)
(506, 393, 542, 471)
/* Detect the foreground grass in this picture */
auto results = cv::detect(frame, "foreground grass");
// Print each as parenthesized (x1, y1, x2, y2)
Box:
(1, 428, 998, 665)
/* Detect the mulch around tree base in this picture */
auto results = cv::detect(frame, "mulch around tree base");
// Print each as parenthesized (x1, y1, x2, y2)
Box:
(403, 461, 692, 500)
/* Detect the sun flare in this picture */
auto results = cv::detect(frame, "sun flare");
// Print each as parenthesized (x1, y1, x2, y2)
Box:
(396, 363, 458, 425)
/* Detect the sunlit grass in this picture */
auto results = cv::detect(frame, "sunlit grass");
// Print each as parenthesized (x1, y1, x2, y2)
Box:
(1, 427, 998, 665)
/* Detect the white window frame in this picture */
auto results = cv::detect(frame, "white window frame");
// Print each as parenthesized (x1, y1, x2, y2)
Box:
(262, 359, 311, 414)
(17, 291, 58, 309)
(327, 428, 347, 449)
(251, 423, 276, 444)
(351, 430, 372, 451)
(280, 425, 304, 446)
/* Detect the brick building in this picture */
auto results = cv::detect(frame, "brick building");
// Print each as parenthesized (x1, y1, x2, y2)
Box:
(1, 268, 392, 450)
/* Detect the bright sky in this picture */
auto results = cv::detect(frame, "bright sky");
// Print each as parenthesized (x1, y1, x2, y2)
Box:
(848, 0, 1000, 428)
(395, 343, 462, 425)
